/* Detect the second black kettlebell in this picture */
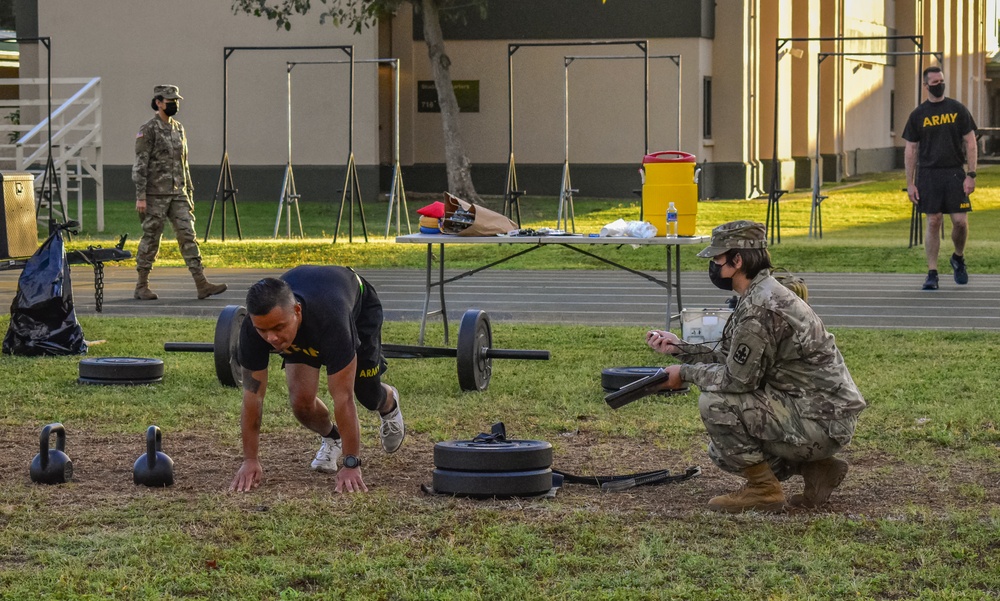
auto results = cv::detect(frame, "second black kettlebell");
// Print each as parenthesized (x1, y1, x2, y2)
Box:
(133, 426, 174, 487)
(30, 423, 73, 484)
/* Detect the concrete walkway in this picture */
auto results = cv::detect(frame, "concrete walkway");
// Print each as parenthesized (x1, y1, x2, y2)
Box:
(2, 266, 997, 332)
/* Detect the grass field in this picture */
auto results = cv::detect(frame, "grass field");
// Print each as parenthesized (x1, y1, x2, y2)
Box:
(0, 317, 998, 600)
(62, 166, 1000, 274)
(4, 167, 998, 599)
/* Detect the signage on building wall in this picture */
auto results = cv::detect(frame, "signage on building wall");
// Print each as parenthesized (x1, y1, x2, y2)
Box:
(417, 80, 480, 113)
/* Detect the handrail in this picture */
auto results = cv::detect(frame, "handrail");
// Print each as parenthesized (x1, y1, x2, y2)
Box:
(16, 77, 100, 146)
(18, 98, 100, 166)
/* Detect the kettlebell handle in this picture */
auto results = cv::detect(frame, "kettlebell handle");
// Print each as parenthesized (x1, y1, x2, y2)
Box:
(39, 423, 66, 469)
(146, 426, 162, 469)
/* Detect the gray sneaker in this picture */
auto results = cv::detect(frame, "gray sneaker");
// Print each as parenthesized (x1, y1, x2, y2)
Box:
(310, 436, 342, 473)
(379, 385, 405, 453)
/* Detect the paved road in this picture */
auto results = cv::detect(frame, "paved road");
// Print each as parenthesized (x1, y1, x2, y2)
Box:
(2, 266, 997, 331)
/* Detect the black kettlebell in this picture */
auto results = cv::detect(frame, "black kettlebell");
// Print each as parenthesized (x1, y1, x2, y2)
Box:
(30, 423, 73, 484)
(133, 426, 174, 487)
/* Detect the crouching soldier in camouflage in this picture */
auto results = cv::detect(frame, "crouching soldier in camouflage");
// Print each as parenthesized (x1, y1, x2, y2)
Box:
(646, 221, 865, 513)
(132, 84, 226, 300)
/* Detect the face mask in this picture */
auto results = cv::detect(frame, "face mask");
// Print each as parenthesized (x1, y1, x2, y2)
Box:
(163, 101, 178, 116)
(928, 82, 945, 98)
(708, 260, 734, 291)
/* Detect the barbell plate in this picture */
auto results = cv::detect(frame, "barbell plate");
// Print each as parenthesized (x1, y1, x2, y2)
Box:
(214, 305, 246, 389)
(456, 309, 492, 391)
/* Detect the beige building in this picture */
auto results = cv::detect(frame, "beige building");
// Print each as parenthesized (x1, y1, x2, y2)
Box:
(6, 0, 988, 207)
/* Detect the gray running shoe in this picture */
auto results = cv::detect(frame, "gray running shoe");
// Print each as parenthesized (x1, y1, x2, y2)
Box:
(379, 386, 405, 453)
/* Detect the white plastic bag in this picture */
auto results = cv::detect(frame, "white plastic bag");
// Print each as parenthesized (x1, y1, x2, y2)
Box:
(600, 219, 657, 238)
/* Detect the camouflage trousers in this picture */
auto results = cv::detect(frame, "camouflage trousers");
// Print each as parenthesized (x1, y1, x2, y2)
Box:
(699, 389, 857, 481)
(136, 195, 202, 272)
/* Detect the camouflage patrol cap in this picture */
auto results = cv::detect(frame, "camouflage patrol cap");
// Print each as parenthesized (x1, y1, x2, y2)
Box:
(153, 85, 183, 100)
(696, 220, 767, 258)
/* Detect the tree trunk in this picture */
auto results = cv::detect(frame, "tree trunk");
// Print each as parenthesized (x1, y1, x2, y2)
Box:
(420, 0, 480, 202)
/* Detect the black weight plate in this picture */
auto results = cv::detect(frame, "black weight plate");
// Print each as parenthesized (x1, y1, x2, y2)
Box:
(434, 439, 553, 472)
(78, 376, 163, 386)
(214, 305, 246, 389)
(456, 309, 492, 392)
(79, 357, 164, 381)
(601, 366, 665, 392)
(432, 468, 553, 498)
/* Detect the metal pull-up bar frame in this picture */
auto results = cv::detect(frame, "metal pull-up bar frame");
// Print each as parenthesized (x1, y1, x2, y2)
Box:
(1, 36, 65, 233)
(205, 45, 354, 242)
(766, 34, 925, 244)
(504, 40, 649, 227)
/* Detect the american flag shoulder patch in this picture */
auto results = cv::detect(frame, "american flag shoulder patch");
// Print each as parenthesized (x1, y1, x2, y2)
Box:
(136, 132, 144, 138)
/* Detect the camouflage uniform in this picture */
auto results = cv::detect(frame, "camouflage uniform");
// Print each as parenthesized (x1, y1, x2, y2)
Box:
(132, 85, 225, 300)
(132, 112, 201, 271)
(678, 223, 866, 481)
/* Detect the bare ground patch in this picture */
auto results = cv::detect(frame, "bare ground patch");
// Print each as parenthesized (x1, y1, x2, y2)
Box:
(2, 425, 998, 518)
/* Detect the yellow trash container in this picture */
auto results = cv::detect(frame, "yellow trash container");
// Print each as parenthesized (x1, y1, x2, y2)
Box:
(641, 151, 698, 236)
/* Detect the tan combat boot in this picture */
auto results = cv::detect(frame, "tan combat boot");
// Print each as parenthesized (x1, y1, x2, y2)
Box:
(707, 462, 786, 514)
(192, 269, 228, 300)
(134, 269, 158, 300)
(788, 457, 848, 509)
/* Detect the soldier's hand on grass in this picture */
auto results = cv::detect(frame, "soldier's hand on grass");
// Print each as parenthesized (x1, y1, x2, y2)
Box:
(335, 467, 368, 494)
(136, 198, 147, 216)
(230, 459, 262, 492)
(647, 330, 681, 355)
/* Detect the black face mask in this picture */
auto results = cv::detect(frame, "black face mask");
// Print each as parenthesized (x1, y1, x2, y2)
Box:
(163, 101, 178, 117)
(928, 82, 945, 99)
(708, 260, 734, 291)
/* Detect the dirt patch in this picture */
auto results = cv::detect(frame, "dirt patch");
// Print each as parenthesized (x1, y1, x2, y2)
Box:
(2, 425, 998, 517)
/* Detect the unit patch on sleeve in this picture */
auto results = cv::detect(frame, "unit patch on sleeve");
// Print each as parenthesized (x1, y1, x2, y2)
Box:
(733, 343, 751, 365)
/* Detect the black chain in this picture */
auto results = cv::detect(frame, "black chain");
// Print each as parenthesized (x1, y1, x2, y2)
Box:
(93, 261, 105, 313)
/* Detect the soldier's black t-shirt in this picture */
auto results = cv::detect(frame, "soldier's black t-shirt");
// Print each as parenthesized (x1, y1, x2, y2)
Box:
(238, 265, 365, 375)
(901, 97, 976, 168)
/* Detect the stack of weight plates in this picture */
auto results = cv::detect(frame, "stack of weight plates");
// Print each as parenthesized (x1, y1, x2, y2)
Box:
(432, 438, 554, 497)
(78, 357, 164, 386)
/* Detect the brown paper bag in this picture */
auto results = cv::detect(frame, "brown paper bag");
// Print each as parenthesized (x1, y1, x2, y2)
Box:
(441, 193, 517, 237)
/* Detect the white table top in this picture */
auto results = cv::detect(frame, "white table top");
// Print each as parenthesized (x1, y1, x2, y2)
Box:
(395, 233, 709, 246)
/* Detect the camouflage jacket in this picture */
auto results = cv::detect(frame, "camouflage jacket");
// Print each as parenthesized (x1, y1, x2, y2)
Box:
(678, 269, 866, 420)
(132, 115, 193, 200)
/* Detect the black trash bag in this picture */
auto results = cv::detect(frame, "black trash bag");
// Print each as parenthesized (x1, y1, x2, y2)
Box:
(3, 222, 88, 356)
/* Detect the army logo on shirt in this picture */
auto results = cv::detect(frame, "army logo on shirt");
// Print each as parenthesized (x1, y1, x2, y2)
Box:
(733, 343, 751, 365)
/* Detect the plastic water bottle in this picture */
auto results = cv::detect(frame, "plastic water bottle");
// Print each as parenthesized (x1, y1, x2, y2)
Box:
(666, 202, 678, 237)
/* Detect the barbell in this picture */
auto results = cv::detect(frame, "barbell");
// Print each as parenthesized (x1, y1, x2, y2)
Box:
(163, 306, 550, 392)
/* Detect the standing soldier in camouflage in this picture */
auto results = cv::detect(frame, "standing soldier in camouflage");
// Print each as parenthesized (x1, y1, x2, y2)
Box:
(132, 85, 226, 300)
(646, 221, 866, 513)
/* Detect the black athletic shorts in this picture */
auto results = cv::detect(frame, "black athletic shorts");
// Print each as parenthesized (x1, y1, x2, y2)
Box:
(916, 167, 972, 215)
(350, 274, 389, 411)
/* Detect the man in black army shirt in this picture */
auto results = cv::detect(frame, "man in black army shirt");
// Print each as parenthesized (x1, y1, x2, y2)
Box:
(903, 66, 978, 291)
(229, 266, 404, 494)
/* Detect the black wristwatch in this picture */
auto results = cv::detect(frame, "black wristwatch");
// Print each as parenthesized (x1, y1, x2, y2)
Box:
(966, 171, 976, 179)
(342, 455, 361, 469)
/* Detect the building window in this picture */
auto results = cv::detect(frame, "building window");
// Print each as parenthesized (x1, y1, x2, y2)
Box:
(703, 77, 712, 139)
